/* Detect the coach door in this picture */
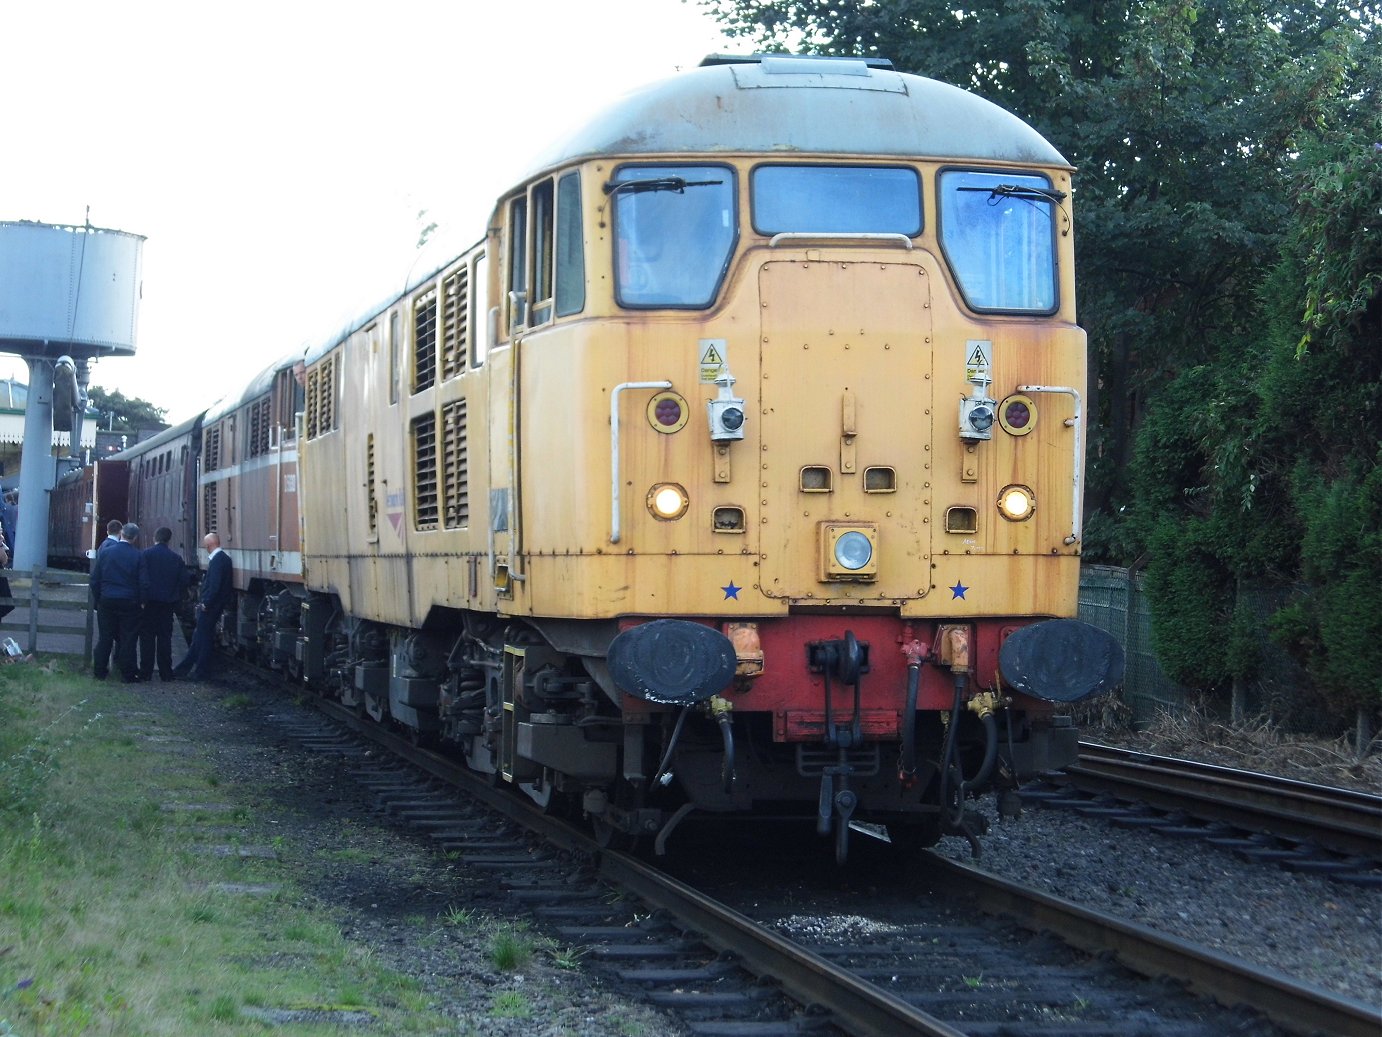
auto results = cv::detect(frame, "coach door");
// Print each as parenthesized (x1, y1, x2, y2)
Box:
(758, 259, 934, 605)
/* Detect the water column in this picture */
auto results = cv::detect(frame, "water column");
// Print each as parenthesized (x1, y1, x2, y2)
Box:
(0, 219, 145, 570)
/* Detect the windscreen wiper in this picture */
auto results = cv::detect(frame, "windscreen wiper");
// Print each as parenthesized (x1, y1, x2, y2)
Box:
(957, 183, 1068, 203)
(603, 176, 724, 196)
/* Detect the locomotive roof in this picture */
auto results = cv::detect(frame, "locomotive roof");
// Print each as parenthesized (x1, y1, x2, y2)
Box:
(205, 349, 305, 424)
(107, 408, 204, 462)
(523, 55, 1070, 176)
(301, 56, 1068, 370)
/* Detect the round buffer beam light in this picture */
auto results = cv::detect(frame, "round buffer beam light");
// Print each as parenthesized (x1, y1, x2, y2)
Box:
(647, 483, 690, 521)
(997, 484, 1036, 522)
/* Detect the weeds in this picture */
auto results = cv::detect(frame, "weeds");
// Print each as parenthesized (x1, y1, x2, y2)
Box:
(444, 905, 476, 927)
(488, 928, 533, 971)
(550, 945, 586, 970)
(490, 990, 532, 1019)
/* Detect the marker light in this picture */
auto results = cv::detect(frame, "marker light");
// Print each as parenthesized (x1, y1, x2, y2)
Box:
(997, 484, 1036, 522)
(648, 483, 690, 521)
(999, 394, 1037, 436)
(647, 392, 689, 434)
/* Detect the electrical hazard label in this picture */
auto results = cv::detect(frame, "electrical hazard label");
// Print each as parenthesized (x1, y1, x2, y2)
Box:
(699, 339, 728, 382)
(965, 339, 992, 384)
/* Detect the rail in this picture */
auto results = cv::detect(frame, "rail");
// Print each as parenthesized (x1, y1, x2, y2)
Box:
(1066, 742, 1382, 861)
(0, 567, 94, 659)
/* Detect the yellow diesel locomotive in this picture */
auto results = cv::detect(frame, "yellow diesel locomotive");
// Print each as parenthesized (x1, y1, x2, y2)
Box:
(293, 54, 1122, 861)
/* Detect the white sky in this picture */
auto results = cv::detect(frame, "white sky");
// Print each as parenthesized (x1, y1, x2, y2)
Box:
(2, 0, 734, 424)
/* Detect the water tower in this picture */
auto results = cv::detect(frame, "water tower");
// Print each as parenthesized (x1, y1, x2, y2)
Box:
(0, 219, 145, 570)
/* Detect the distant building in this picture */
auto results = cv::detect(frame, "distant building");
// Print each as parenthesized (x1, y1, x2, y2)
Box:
(0, 376, 100, 485)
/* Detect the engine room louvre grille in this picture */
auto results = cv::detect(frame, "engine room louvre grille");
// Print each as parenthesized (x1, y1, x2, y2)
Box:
(202, 483, 218, 535)
(441, 268, 469, 380)
(320, 354, 337, 432)
(366, 434, 378, 536)
(204, 425, 221, 470)
(441, 399, 468, 528)
(306, 356, 336, 438)
(411, 412, 439, 530)
(248, 397, 271, 457)
(305, 367, 320, 438)
(414, 289, 438, 393)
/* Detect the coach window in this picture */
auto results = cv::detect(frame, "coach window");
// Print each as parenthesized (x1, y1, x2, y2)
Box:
(274, 367, 302, 443)
(938, 169, 1060, 313)
(610, 164, 736, 308)
(472, 252, 489, 367)
(507, 196, 528, 334)
(389, 311, 401, 405)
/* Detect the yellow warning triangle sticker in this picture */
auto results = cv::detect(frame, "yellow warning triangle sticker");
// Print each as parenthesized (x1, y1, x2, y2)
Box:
(701, 344, 723, 365)
(967, 344, 988, 367)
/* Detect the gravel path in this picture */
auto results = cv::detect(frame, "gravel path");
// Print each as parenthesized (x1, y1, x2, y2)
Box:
(144, 673, 685, 1037)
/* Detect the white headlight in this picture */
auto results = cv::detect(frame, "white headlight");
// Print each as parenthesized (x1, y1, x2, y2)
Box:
(647, 483, 689, 521)
(833, 530, 874, 571)
(997, 485, 1035, 521)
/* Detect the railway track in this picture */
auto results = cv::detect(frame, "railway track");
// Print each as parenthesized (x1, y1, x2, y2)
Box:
(273, 690, 1378, 1037)
(1024, 742, 1382, 881)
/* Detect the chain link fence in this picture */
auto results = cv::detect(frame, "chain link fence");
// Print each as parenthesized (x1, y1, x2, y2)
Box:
(1077, 565, 1324, 733)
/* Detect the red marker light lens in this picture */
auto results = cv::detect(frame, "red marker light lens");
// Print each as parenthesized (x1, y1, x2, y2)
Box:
(1004, 401, 1031, 429)
(655, 399, 682, 426)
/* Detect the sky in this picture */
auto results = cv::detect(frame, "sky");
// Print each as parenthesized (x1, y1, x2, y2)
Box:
(2, 0, 735, 424)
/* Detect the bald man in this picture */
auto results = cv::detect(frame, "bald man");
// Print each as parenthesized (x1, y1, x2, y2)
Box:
(172, 533, 234, 681)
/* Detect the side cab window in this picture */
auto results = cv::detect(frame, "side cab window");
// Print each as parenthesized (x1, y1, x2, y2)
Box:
(504, 171, 584, 337)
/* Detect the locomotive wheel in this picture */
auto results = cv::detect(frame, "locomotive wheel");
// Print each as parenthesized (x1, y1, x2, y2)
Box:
(519, 769, 564, 814)
(590, 779, 643, 851)
(405, 725, 437, 750)
(591, 814, 639, 852)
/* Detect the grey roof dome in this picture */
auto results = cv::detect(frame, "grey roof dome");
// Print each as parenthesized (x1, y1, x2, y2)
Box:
(523, 56, 1069, 176)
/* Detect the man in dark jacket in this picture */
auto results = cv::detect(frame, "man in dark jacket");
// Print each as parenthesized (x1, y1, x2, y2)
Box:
(91, 523, 143, 682)
(139, 527, 189, 681)
(172, 532, 233, 681)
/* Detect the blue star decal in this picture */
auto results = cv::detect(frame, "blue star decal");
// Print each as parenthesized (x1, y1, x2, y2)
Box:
(721, 581, 742, 600)
(950, 581, 969, 600)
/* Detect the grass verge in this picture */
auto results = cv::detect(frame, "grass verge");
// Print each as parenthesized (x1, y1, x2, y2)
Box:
(0, 656, 454, 1035)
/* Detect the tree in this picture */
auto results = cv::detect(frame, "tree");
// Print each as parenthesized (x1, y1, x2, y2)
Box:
(702, 0, 1381, 731)
(85, 386, 168, 434)
(700, 0, 1379, 562)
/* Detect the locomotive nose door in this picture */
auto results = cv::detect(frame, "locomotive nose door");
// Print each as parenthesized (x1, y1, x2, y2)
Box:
(758, 259, 934, 605)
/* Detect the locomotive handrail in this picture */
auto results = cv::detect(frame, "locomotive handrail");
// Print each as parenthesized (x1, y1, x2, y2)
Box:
(1017, 384, 1083, 544)
(610, 380, 673, 544)
(767, 231, 914, 250)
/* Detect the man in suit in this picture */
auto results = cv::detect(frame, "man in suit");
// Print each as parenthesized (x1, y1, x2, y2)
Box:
(139, 526, 190, 682)
(91, 523, 143, 682)
(92, 517, 128, 674)
(172, 532, 233, 681)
